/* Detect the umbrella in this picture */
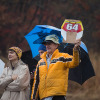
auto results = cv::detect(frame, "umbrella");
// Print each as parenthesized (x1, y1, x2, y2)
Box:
(58, 41, 95, 85)
(0, 59, 5, 76)
(25, 25, 63, 58)
(21, 51, 38, 73)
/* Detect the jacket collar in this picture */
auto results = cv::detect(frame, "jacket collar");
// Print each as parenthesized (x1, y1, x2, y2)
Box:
(41, 49, 59, 61)
(7, 60, 23, 69)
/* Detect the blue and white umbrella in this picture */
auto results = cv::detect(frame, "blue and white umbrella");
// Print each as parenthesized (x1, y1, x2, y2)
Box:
(25, 25, 63, 58)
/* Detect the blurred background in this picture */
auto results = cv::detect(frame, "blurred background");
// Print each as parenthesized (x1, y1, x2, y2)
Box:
(0, 0, 100, 100)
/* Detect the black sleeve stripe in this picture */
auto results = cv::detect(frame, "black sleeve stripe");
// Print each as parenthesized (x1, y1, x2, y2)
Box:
(33, 65, 39, 99)
(51, 57, 72, 64)
(39, 62, 46, 66)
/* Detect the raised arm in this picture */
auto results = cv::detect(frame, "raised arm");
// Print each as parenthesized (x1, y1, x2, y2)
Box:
(64, 39, 81, 68)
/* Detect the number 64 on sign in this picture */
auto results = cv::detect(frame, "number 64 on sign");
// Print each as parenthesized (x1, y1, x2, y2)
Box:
(61, 19, 84, 43)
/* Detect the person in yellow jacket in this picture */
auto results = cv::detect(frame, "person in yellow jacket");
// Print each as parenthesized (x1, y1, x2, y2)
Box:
(31, 34, 81, 100)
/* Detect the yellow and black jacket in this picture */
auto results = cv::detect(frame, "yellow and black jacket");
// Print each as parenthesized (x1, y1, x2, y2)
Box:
(31, 49, 79, 100)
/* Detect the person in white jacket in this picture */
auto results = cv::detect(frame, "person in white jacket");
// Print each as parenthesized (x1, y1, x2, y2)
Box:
(0, 59, 5, 77)
(0, 46, 30, 100)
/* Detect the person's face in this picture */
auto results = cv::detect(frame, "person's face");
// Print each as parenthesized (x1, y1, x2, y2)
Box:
(8, 50, 18, 61)
(39, 50, 45, 56)
(45, 42, 58, 54)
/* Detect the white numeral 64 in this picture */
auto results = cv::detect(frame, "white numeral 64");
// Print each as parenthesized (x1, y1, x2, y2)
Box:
(66, 24, 78, 31)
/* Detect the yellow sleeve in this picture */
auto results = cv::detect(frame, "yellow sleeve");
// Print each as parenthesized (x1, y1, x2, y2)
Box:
(31, 64, 39, 99)
(64, 49, 79, 68)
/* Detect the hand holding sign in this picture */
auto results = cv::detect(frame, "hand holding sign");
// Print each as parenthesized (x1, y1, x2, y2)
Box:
(61, 19, 83, 43)
(74, 39, 81, 50)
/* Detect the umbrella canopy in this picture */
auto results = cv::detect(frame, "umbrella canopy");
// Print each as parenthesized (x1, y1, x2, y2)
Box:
(25, 25, 63, 58)
(0, 59, 5, 76)
(21, 51, 38, 73)
(58, 41, 95, 85)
